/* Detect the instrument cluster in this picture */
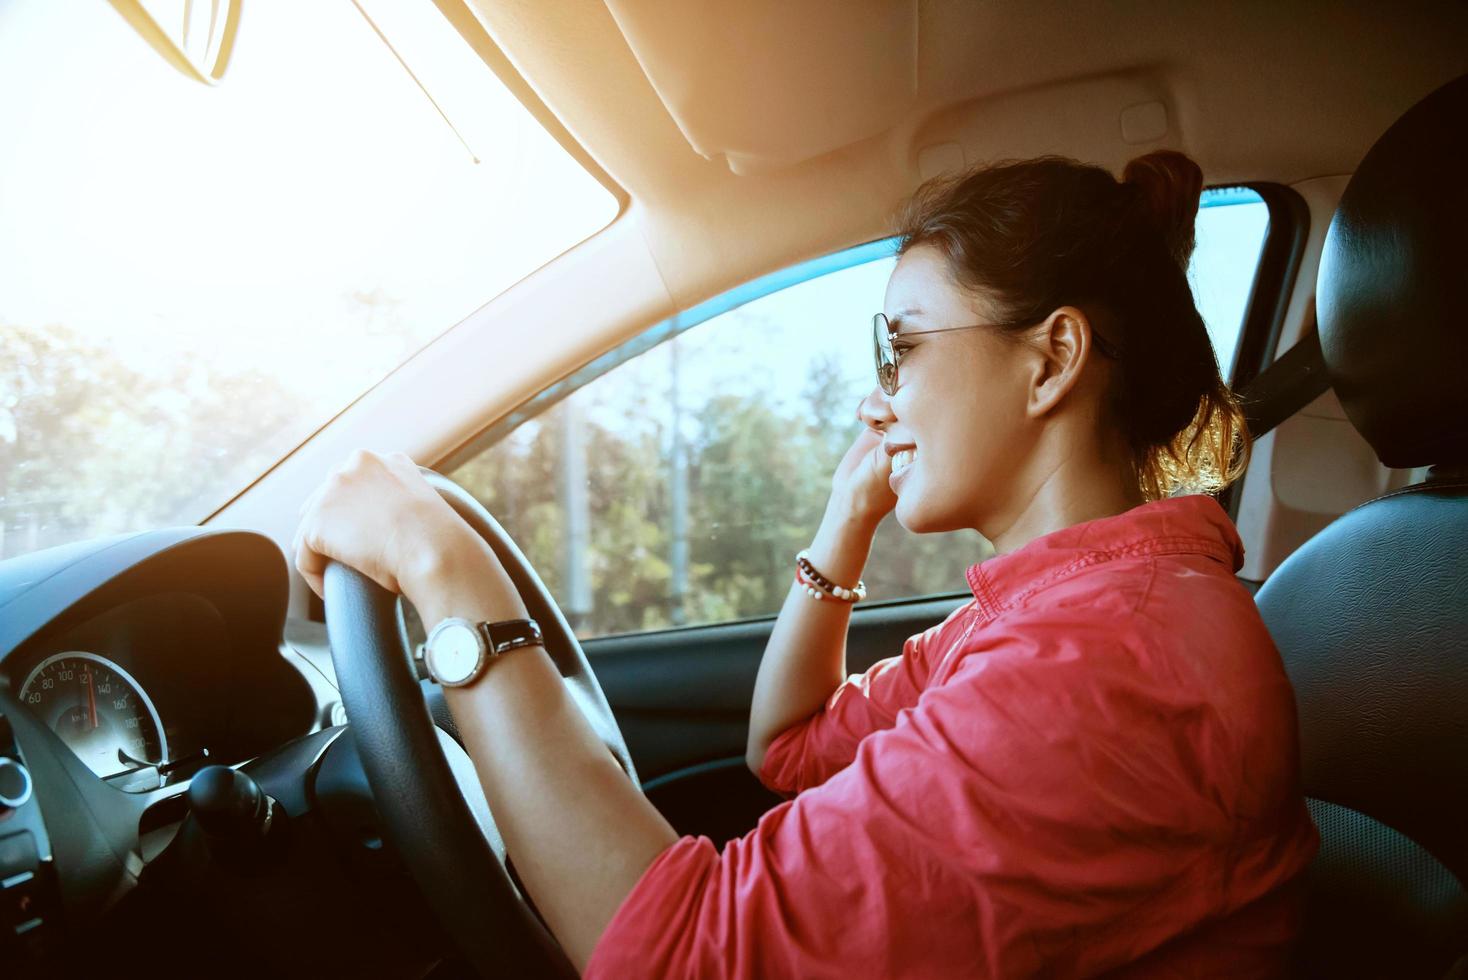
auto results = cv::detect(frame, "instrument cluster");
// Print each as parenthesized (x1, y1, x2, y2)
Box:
(6, 586, 316, 794)
(18, 651, 167, 792)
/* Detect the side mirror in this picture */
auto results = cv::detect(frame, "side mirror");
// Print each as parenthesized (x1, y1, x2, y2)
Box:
(107, 0, 242, 86)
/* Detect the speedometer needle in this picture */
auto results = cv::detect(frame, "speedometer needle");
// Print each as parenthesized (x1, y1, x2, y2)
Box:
(84, 669, 98, 730)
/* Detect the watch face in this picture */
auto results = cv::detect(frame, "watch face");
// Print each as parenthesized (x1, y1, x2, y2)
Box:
(427, 620, 482, 685)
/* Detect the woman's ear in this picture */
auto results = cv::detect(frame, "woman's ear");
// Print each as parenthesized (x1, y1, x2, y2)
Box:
(1025, 306, 1096, 418)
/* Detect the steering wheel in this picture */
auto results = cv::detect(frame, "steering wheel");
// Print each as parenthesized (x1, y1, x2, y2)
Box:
(322, 469, 639, 979)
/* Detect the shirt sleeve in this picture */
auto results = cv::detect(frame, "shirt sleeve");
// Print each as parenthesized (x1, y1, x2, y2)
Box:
(756, 605, 972, 797)
(588, 618, 1306, 979)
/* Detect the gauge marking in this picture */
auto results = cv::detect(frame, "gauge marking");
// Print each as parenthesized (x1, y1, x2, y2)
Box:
(19, 652, 168, 780)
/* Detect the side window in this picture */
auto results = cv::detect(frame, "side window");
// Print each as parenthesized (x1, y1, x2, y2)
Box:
(452, 194, 1273, 641)
(1191, 187, 1271, 379)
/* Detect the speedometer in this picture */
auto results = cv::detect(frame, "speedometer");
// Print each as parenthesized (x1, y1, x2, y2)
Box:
(19, 652, 167, 780)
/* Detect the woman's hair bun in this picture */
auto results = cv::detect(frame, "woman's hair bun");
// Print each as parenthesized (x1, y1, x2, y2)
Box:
(1122, 150, 1204, 269)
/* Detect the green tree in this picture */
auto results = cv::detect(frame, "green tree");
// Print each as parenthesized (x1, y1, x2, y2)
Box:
(1, 322, 303, 559)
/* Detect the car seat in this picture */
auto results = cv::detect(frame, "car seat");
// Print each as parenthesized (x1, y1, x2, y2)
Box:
(1252, 74, 1468, 978)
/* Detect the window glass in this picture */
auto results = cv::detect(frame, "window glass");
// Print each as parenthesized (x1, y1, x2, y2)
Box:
(454, 188, 1273, 640)
(0, 1, 617, 560)
(1191, 188, 1270, 378)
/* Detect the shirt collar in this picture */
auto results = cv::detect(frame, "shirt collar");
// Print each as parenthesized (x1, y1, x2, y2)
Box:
(964, 494, 1245, 618)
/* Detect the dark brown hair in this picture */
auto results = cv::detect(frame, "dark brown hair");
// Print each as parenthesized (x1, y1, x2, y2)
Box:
(895, 151, 1249, 500)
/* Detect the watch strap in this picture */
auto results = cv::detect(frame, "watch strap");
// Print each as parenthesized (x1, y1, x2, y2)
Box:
(478, 618, 543, 656)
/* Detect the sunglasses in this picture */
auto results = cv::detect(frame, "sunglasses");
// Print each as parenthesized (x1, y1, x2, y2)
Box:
(871, 312, 1122, 397)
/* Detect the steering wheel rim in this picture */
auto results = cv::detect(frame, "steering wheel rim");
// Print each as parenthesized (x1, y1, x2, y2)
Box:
(323, 468, 638, 979)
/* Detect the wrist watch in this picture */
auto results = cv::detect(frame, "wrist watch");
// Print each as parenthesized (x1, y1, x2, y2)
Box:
(420, 617, 543, 687)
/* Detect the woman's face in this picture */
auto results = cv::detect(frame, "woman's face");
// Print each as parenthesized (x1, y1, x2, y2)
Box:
(872, 245, 1039, 535)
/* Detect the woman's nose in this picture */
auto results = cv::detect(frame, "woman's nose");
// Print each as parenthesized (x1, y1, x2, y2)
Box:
(857, 386, 897, 432)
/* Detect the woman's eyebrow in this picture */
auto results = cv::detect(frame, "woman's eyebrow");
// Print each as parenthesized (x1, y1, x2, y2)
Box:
(889, 308, 926, 333)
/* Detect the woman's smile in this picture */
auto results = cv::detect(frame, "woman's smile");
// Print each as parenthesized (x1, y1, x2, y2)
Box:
(887, 446, 917, 491)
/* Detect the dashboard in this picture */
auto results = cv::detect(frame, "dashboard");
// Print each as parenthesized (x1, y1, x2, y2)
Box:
(0, 527, 339, 964)
(1, 530, 325, 790)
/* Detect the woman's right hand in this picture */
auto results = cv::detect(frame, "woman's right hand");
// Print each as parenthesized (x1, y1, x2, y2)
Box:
(829, 427, 898, 528)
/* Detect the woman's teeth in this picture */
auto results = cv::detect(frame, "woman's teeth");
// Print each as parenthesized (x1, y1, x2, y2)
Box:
(892, 449, 916, 475)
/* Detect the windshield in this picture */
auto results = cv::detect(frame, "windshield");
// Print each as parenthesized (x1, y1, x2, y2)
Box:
(0, 1, 617, 561)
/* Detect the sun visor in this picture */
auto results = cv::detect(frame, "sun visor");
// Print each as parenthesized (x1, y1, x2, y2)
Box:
(603, 0, 918, 175)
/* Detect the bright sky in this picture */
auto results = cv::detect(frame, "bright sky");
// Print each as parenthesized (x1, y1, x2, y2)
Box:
(0, 0, 615, 549)
(0, 0, 615, 396)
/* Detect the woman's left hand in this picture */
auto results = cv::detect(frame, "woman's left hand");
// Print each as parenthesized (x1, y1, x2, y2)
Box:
(292, 449, 485, 605)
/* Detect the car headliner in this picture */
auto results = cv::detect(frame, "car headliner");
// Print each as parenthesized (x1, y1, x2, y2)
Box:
(206, 0, 1468, 617)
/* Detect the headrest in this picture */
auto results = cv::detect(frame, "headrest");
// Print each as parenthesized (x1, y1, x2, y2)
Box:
(1316, 74, 1468, 469)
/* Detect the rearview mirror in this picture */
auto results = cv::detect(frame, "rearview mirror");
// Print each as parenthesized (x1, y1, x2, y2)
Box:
(107, 0, 242, 85)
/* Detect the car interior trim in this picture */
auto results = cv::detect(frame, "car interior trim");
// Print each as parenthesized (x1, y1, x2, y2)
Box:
(1228, 182, 1313, 393)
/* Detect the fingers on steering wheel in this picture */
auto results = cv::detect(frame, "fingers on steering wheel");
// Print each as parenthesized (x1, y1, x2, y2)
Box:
(293, 480, 334, 599)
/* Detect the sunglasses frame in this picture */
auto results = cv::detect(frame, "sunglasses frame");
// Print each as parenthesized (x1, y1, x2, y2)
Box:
(872, 312, 1123, 397)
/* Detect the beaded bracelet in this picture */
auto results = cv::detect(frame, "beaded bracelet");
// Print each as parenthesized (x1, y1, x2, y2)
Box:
(798, 554, 863, 601)
(794, 565, 838, 602)
(795, 549, 867, 603)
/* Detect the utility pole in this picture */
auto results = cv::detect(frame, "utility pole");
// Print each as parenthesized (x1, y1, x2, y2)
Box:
(669, 339, 689, 625)
(560, 399, 593, 633)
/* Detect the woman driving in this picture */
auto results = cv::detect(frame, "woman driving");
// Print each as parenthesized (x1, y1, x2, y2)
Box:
(294, 150, 1319, 977)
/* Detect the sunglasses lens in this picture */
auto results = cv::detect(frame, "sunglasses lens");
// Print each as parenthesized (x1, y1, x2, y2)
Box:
(877, 361, 896, 395)
(872, 314, 896, 395)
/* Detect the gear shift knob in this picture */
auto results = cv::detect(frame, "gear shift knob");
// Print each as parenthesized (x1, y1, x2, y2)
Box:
(187, 765, 274, 843)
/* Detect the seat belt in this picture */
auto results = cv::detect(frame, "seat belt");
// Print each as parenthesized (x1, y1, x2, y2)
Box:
(1218, 329, 1333, 524)
(1238, 329, 1331, 439)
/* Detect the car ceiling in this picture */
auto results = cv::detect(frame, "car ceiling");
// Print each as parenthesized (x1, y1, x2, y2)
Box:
(463, 0, 1468, 306)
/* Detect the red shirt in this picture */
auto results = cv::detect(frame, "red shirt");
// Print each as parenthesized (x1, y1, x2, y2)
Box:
(586, 495, 1320, 978)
